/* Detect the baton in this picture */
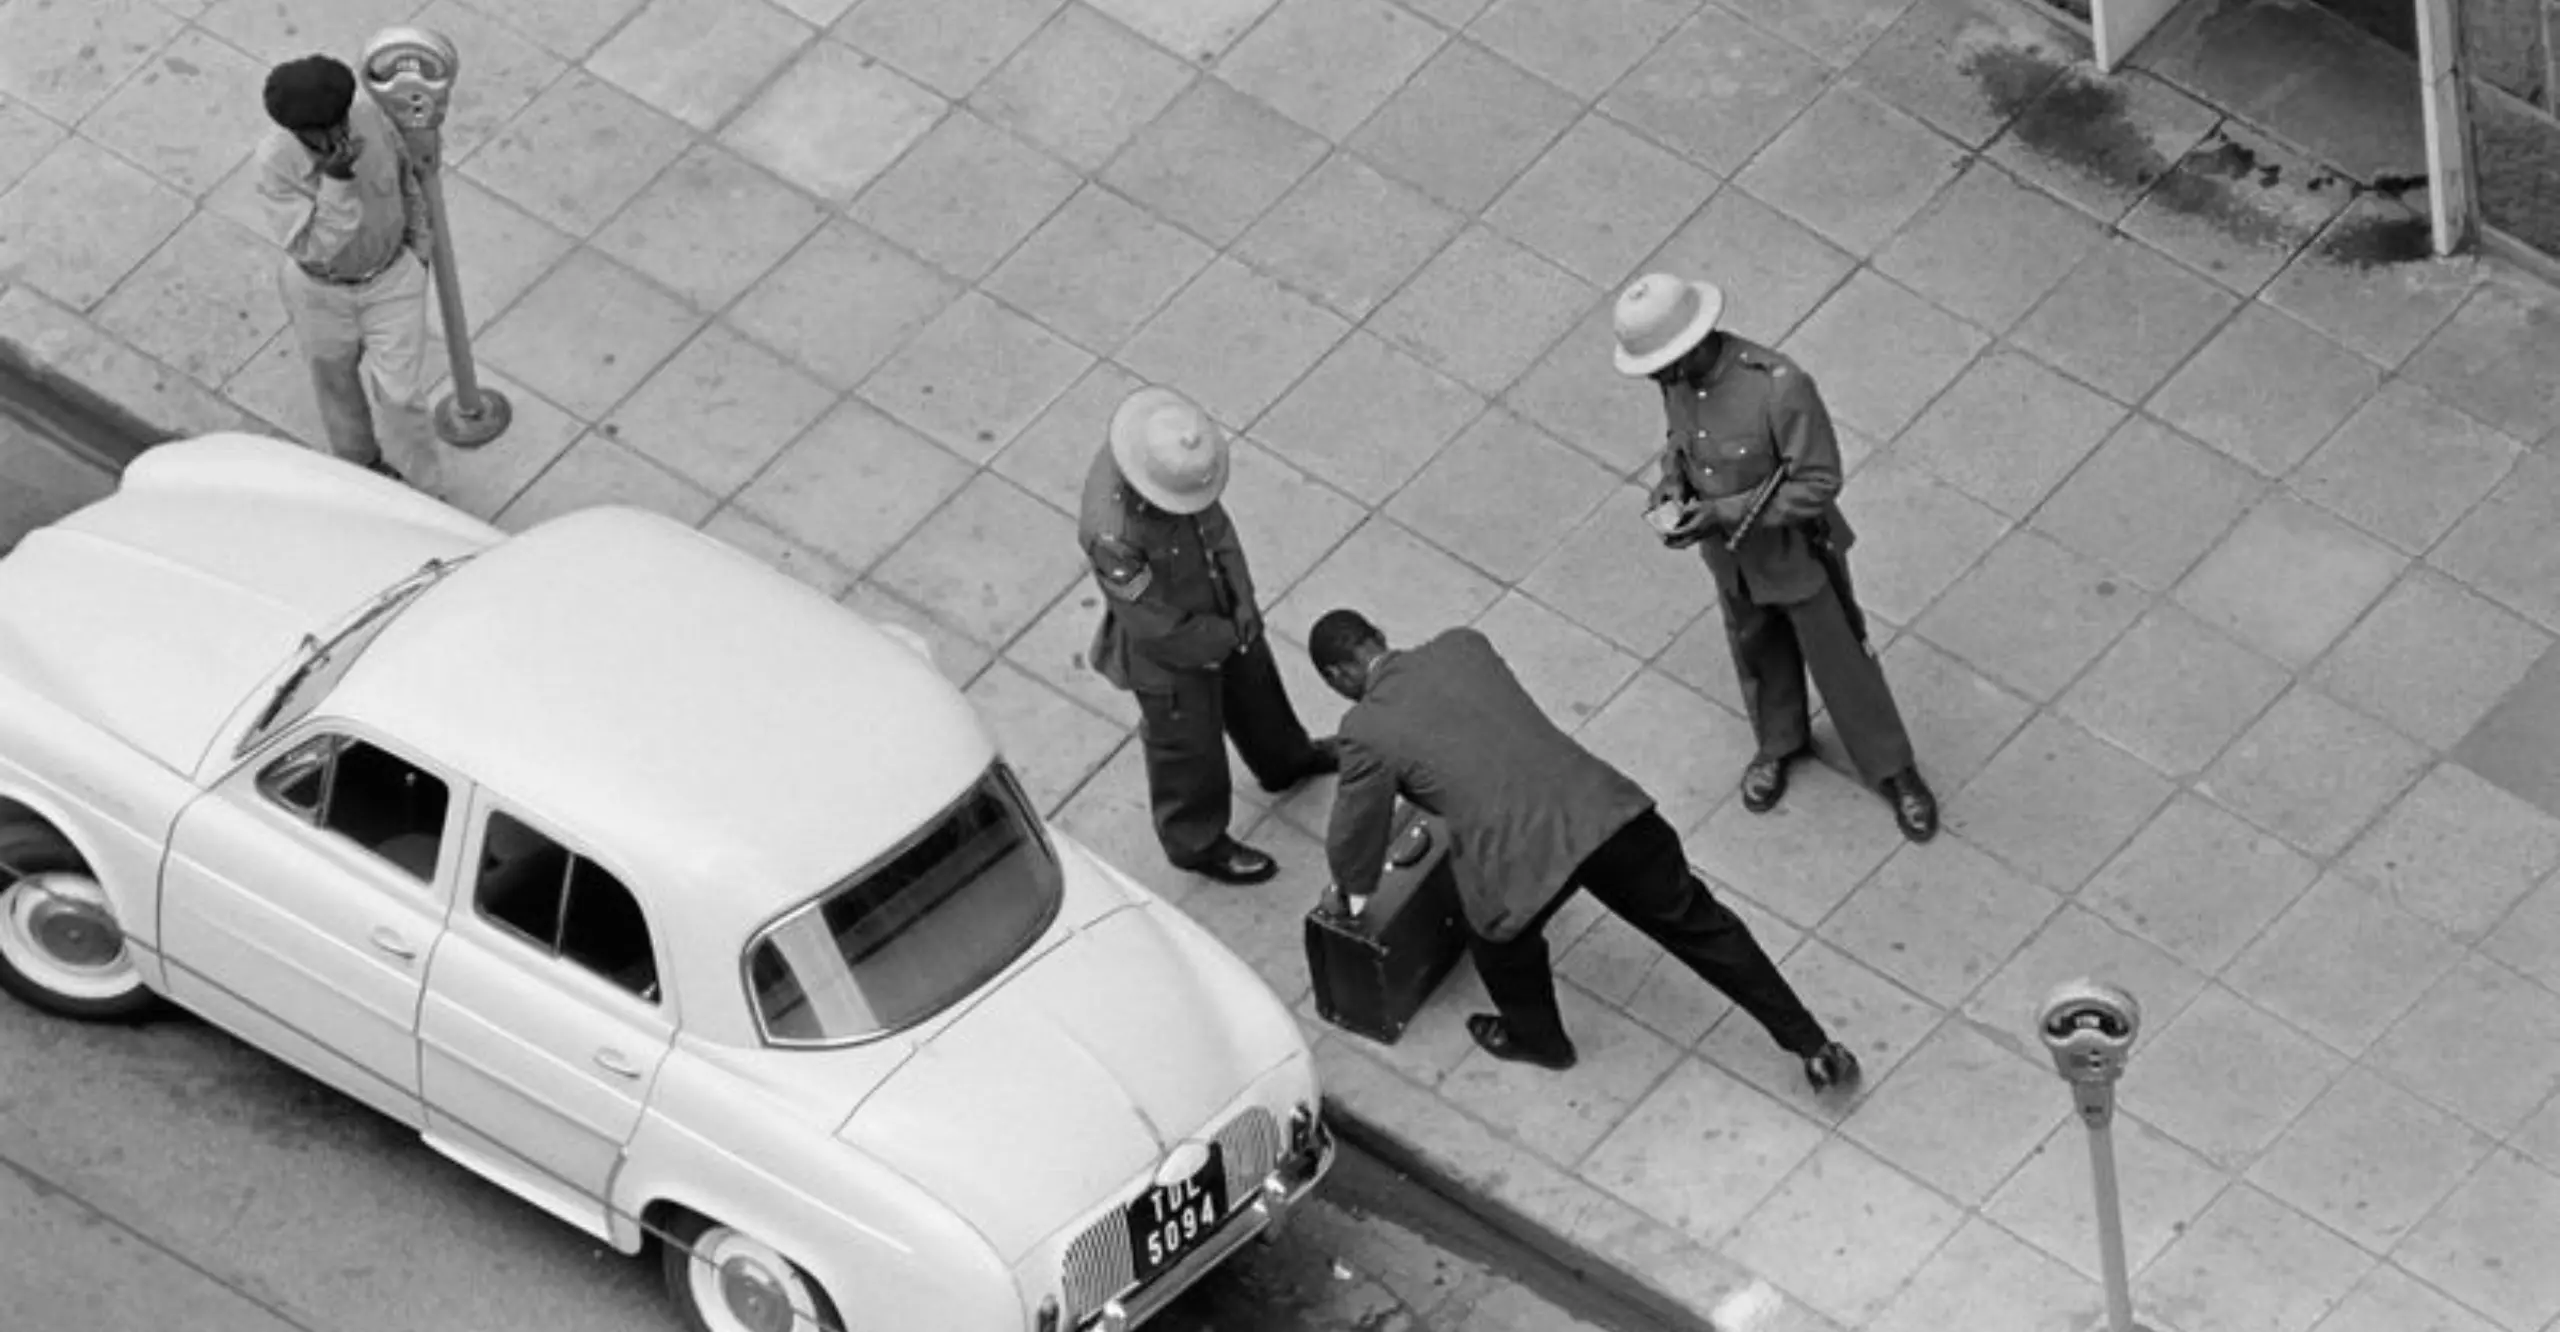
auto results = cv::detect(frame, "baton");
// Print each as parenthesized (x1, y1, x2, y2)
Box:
(1723, 461, 1792, 554)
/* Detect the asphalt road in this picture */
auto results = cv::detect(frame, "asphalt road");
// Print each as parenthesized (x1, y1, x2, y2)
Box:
(0, 375, 1658, 1332)
(0, 998, 1641, 1332)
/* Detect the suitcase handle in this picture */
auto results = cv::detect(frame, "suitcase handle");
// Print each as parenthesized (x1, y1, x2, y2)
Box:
(1385, 819, 1434, 870)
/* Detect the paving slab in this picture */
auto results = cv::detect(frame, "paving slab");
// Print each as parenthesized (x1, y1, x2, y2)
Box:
(11, 0, 2560, 1328)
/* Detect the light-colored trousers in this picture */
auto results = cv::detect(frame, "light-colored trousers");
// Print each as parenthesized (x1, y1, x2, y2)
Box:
(276, 250, 442, 493)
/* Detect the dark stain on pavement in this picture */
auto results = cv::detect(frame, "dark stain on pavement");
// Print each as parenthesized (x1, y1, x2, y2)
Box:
(1968, 48, 2176, 198)
(2144, 135, 2291, 247)
(2317, 209, 2435, 268)
(1966, 48, 2419, 266)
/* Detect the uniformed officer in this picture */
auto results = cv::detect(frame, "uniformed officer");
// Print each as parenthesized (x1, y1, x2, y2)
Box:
(1612, 273, 1939, 843)
(1080, 386, 1339, 885)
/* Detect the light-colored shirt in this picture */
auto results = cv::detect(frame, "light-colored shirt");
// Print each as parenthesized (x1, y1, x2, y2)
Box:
(253, 92, 417, 282)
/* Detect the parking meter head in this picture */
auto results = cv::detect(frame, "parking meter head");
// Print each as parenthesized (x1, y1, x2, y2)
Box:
(360, 27, 459, 133)
(2037, 979, 2140, 1084)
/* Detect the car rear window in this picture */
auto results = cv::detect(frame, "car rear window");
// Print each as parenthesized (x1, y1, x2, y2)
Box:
(746, 765, 1062, 1045)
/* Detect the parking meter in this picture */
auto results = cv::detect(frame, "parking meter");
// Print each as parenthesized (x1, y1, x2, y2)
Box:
(361, 27, 512, 448)
(2040, 980, 2140, 1123)
(361, 29, 456, 153)
(2037, 979, 2149, 1332)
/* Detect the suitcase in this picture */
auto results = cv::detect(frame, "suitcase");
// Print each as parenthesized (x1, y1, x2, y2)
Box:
(1303, 809, 1468, 1045)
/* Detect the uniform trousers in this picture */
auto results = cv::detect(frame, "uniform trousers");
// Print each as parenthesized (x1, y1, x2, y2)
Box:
(277, 250, 441, 492)
(1134, 633, 1323, 864)
(1470, 809, 1828, 1059)
(1723, 571, 1915, 787)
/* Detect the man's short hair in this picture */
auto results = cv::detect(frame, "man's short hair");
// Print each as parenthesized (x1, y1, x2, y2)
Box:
(264, 55, 356, 132)
(1309, 609, 1382, 673)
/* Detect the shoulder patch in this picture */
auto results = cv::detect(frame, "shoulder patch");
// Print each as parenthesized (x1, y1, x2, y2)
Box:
(1090, 534, 1153, 599)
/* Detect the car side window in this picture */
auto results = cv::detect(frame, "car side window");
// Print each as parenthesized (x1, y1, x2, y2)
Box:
(475, 811, 659, 1004)
(257, 733, 451, 882)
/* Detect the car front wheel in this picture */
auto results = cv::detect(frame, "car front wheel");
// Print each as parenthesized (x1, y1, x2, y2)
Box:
(0, 820, 154, 1020)
(662, 1210, 843, 1332)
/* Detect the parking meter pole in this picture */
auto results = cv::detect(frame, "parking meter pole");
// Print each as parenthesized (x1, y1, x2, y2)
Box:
(361, 27, 510, 449)
(2075, 1083, 2139, 1332)
(411, 162, 506, 445)
(2039, 980, 2150, 1332)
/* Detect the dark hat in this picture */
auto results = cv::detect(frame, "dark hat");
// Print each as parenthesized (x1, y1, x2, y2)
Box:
(264, 55, 356, 132)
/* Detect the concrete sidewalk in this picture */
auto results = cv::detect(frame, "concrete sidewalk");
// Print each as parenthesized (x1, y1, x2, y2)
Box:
(6, 0, 2560, 1329)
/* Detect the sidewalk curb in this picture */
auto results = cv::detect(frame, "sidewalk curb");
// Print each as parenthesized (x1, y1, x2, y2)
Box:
(0, 284, 260, 470)
(1314, 1039, 1845, 1332)
(0, 338, 170, 472)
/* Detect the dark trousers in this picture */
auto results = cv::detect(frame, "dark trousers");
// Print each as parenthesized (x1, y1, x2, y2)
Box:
(1723, 574, 1915, 787)
(1135, 634, 1322, 864)
(1470, 810, 1829, 1058)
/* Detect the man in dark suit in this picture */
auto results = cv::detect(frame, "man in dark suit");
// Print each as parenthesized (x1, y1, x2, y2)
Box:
(1309, 609, 1859, 1087)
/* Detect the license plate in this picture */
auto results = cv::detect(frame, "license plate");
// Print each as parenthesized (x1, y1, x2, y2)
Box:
(1125, 1145, 1229, 1285)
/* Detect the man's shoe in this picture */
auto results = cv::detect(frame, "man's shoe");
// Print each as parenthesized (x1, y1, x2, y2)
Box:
(1467, 1014, 1577, 1071)
(1740, 747, 1809, 814)
(1175, 836, 1279, 886)
(1882, 768, 1938, 844)
(1258, 736, 1342, 793)
(1804, 1041, 1862, 1092)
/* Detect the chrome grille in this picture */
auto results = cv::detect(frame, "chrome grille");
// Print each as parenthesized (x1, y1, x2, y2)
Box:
(1061, 1107, 1282, 1324)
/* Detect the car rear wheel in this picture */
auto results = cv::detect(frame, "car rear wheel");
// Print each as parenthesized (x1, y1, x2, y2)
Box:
(0, 820, 153, 1021)
(662, 1210, 843, 1332)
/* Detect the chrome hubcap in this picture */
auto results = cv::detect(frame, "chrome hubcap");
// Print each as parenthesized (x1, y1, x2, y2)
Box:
(688, 1227, 817, 1332)
(24, 877, 121, 967)
(0, 870, 139, 1001)
(718, 1257, 789, 1332)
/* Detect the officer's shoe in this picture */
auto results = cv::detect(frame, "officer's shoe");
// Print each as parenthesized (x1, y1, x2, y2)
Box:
(1739, 746, 1810, 814)
(1176, 836, 1279, 886)
(1803, 1041, 1862, 1092)
(1881, 768, 1938, 844)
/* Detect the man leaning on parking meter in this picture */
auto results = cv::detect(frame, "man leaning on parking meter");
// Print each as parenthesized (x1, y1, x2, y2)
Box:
(253, 54, 443, 493)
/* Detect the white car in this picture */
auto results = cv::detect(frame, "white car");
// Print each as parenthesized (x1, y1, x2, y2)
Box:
(0, 435, 1333, 1332)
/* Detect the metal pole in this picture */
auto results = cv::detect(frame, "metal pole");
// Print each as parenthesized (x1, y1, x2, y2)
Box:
(2077, 1084, 2141, 1332)
(2039, 980, 2149, 1332)
(413, 141, 508, 447)
(361, 27, 509, 449)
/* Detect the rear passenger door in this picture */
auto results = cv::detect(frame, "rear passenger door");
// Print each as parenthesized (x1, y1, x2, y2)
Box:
(416, 792, 673, 1239)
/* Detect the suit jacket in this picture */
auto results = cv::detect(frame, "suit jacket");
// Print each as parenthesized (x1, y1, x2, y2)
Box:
(1075, 444, 1259, 693)
(1656, 334, 1857, 607)
(1325, 628, 1656, 942)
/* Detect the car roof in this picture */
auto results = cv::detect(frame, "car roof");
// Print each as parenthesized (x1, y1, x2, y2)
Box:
(326, 508, 998, 940)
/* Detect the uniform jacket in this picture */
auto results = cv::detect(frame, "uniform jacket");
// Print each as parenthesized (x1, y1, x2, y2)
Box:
(1076, 444, 1259, 693)
(1659, 334, 1857, 607)
(1326, 628, 1656, 942)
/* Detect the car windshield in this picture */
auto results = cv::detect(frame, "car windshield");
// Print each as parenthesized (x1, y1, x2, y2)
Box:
(746, 765, 1063, 1046)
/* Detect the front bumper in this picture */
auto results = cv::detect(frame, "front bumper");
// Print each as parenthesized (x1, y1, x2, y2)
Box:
(1081, 1112, 1336, 1331)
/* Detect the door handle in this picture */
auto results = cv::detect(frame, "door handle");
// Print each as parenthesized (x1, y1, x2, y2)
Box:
(593, 1049, 643, 1080)
(368, 927, 417, 960)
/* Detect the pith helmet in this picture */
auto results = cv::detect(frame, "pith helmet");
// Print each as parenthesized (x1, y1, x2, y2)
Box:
(1612, 273, 1726, 377)
(1109, 387, 1228, 515)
